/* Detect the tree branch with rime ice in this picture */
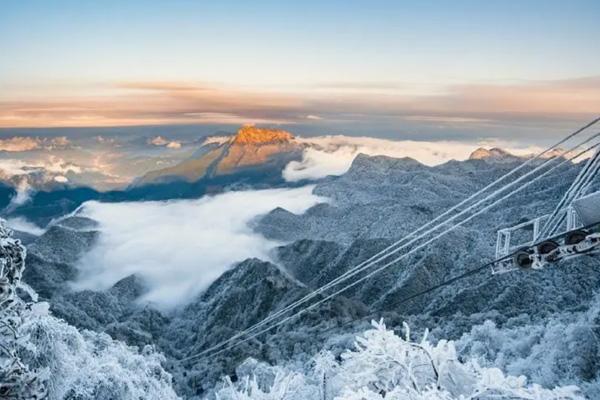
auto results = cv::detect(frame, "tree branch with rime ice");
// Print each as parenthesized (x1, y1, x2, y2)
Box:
(0, 221, 47, 399)
(215, 319, 586, 400)
(0, 219, 179, 400)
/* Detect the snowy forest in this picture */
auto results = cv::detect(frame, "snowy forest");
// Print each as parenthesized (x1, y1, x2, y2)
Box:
(1, 211, 596, 399)
(2, 1, 600, 398)
(4, 134, 600, 399)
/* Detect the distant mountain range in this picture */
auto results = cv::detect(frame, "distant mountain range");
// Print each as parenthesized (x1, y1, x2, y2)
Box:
(0, 126, 573, 227)
(1, 127, 307, 225)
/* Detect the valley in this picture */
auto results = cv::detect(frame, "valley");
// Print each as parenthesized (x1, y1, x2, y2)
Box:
(10, 138, 600, 398)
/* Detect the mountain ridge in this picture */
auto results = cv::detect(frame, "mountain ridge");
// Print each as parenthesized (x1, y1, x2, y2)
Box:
(135, 126, 303, 186)
(16, 150, 600, 398)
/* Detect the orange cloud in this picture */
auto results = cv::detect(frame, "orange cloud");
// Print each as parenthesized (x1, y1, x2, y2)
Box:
(0, 136, 40, 151)
(0, 77, 598, 128)
(429, 78, 600, 115)
(0, 135, 71, 152)
(116, 81, 214, 92)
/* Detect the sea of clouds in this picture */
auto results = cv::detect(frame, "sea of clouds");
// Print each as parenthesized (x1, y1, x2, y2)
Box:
(5, 134, 548, 310)
(0, 157, 83, 209)
(6, 216, 46, 235)
(73, 186, 326, 310)
(283, 136, 544, 181)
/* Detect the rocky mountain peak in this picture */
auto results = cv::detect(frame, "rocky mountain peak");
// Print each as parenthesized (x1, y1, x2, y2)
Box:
(469, 147, 516, 161)
(135, 125, 302, 186)
(232, 125, 294, 145)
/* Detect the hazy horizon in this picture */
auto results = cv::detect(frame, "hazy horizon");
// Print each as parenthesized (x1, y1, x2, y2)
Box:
(1, 0, 599, 142)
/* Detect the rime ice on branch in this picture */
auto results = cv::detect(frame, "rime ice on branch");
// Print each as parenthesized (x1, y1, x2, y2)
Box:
(0, 221, 47, 399)
(215, 320, 585, 400)
(0, 220, 179, 400)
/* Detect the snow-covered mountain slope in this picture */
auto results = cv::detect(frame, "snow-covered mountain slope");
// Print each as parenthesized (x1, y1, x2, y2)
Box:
(257, 153, 573, 243)
(16, 152, 600, 398)
(135, 124, 544, 190)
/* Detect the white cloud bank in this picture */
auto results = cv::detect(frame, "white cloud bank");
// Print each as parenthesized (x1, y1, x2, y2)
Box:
(0, 157, 84, 210)
(148, 136, 182, 149)
(0, 136, 71, 152)
(0, 136, 40, 152)
(6, 217, 46, 235)
(8, 178, 33, 209)
(283, 135, 544, 181)
(0, 157, 81, 177)
(73, 186, 326, 309)
(201, 135, 232, 146)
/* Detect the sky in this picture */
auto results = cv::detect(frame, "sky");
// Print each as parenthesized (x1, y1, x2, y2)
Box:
(1, 0, 599, 140)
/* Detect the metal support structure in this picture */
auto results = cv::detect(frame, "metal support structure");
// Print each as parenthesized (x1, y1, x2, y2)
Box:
(539, 147, 600, 239)
(495, 215, 548, 259)
(493, 192, 600, 274)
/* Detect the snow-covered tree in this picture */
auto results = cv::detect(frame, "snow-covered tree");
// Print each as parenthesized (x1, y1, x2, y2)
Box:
(457, 298, 600, 399)
(0, 220, 179, 399)
(0, 222, 47, 399)
(19, 307, 179, 400)
(214, 320, 585, 400)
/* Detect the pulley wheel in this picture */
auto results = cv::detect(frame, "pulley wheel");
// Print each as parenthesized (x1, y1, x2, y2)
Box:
(537, 240, 559, 255)
(565, 230, 588, 245)
(514, 248, 533, 269)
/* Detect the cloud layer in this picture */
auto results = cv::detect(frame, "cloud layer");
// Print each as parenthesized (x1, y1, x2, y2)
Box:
(0, 157, 82, 180)
(1, 77, 598, 136)
(0, 156, 85, 210)
(7, 178, 33, 209)
(73, 186, 326, 309)
(0, 136, 71, 152)
(148, 136, 182, 149)
(0, 137, 40, 152)
(283, 136, 543, 181)
(6, 217, 46, 235)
